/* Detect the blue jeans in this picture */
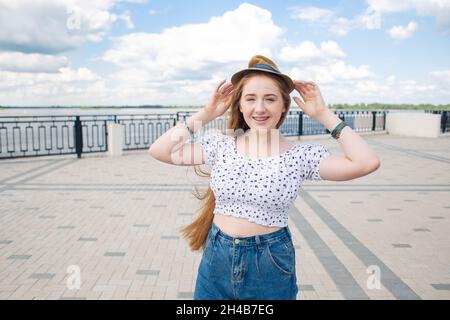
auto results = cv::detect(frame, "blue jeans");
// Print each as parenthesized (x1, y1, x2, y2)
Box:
(194, 222, 298, 300)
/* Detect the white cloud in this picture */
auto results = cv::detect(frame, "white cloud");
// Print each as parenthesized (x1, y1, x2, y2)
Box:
(387, 21, 418, 39)
(320, 41, 347, 58)
(0, 3, 286, 106)
(117, 11, 135, 29)
(355, 80, 390, 95)
(278, 41, 345, 63)
(329, 17, 356, 36)
(386, 74, 396, 83)
(0, 2, 448, 106)
(0, 67, 105, 105)
(102, 3, 386, 106)
(366, 0, 413, 13)
(99, 3, 288, 105)
(289, 61, 373, 85)
(0, 67, 99, 87)
(398, 79, 437, 95)
(429, 69, 450, 85)
(367, 0, 450, 34)
(317, 71, 450, 104)
(0, 52, 69, 73)
(290, 5, 382, 36)
(103, 3, 284, 82)
(292, 1, 450, 35)
(0, 0, 135, 54)
(289, 6, 334, 23)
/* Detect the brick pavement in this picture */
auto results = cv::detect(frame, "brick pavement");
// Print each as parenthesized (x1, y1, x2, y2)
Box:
(0, 133, 449, 299)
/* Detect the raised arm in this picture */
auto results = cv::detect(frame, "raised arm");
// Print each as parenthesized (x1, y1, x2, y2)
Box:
(148, 109, 212, 165)
(148, 79, 234, 166)
(293, 80, 380, 181)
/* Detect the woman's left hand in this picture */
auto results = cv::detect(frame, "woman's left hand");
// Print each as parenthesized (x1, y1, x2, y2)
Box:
(292, 80, 329, 119)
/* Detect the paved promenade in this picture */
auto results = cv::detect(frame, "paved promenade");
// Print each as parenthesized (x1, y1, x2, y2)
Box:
(0, 132, 449, 300)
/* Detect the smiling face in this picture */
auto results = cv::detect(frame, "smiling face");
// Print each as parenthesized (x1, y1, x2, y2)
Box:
(239, 74, 287, 133)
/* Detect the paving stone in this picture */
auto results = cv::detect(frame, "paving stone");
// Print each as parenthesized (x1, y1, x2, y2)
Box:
(431, 284, 450, 291)
(299, 285, 315, 291)
(177, 292, 194, 299)
(104, 252, 126, 257)
(392, 244, 412, 248)
(136, 270, 159, 276)
(8, 255, 32, 260)
(29, 273, 55, 280)
(78, 237, 98, 242)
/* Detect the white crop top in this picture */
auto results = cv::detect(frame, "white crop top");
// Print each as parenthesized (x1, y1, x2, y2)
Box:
(198, 130, 332, 227)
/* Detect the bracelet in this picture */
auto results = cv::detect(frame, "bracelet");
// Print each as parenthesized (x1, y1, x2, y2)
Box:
(179, 120, 195, 138)
(331, 120, 347, 139)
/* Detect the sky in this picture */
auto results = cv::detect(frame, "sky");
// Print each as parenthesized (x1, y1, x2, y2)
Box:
(0, 0, 449, 107)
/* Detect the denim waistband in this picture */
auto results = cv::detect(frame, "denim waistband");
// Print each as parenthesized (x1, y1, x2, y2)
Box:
(210, 222, 292, 247)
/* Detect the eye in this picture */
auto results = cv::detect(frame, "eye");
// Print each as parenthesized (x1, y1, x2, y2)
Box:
(247, 98, 255, 101)
(267, 99, 275, 102)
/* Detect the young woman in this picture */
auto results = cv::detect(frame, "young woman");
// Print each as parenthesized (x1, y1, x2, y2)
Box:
(149, 55, 380, 300)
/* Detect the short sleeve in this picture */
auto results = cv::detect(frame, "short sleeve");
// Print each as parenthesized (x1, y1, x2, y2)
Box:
(198, 131, 224, 165)
(300, 144, 331, 181)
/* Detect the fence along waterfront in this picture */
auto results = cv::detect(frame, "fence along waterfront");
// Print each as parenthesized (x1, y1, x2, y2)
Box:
(0, 110, 388, 159)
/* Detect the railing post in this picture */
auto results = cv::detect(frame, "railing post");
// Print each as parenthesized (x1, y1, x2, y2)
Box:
(441, 111, 448, 133)
(383, 111, 387, 130)
(74, 116, 83, 158)
(372, 111, 377, 131)
(104, 120, 109, 152)
(298, 111, 303, 136)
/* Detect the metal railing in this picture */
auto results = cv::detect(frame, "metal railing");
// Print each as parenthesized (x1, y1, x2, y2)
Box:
(177, 110, 387, 136)
(115, 114, 177, 151)
(0, 110, 387, 159)
(426, 110, 450, 133)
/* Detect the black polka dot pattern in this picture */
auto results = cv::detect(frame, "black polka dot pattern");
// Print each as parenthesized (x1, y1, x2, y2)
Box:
(198, 131, 331, 227)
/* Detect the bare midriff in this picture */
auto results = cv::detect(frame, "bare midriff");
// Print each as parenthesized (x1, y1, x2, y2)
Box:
(213, 213, 281, 237)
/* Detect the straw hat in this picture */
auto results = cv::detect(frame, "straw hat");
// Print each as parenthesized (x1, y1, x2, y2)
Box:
(230, 55, 295, 93)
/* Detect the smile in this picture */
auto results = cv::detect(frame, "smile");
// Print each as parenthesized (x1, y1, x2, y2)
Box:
(252, 116, 270, 123)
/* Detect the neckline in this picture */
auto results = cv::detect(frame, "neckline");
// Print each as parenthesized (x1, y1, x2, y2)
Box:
(227, 135, 298, 161)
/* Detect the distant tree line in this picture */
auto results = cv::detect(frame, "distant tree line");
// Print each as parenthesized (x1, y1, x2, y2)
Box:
(1, 103, 449, 110)
(327, 103, 450, 111)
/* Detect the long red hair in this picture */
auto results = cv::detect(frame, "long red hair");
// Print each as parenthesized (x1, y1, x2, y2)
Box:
(180, 70, 292, 251)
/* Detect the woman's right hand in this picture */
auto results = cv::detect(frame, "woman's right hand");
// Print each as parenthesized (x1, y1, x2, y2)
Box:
(203, 79, 234, 121)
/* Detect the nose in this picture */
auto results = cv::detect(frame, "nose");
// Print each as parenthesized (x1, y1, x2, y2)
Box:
(255, 99, 267, 111)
